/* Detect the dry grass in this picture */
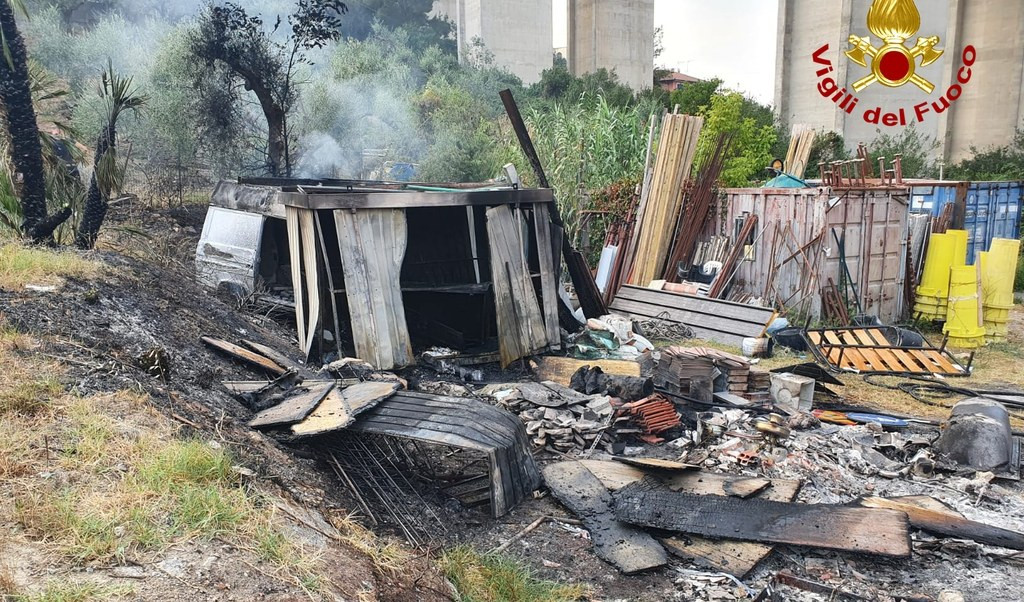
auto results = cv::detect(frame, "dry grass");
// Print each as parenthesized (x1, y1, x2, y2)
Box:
(440, 546, 589, 602)
(333, 513, 412, 577)
(0, 244, 103, 291)
(0, 323, 345, 595)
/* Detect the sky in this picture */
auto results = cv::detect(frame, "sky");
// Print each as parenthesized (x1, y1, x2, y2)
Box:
(553, 0, 780, 105)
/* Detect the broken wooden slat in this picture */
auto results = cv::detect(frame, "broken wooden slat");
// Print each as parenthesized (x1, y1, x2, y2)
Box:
(531, 356, 642, 386)
(249, 382, 334, 428)
(240, 340, 309, 376)
(543, 462, 667, 574)
(859, 496, 1024, 551)
(334, 208, 414, 370)
(533, 203, 561, 348)
(285, 206, 307, 353)
(202, 336, 287, 376)
(613, 481, 912, 558)
(487, 205, 548, 367)
(291, 381, 400, 437)
(612, 457, 700, 472)
(298, 208, 321, 357)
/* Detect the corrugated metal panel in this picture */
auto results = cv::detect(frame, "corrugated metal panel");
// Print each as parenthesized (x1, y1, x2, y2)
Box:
(910, 184, 960, 215)
(712, 187, 909, 323)
(965, 182, 1023, 262)
(910, 181, 1023, 262)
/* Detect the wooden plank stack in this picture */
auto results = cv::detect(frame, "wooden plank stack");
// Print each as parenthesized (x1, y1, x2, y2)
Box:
(625, 113, 704, 286)
(784, 124, 816, 180)
(655, 346, 751, 396)
(610, 285, 777, 348)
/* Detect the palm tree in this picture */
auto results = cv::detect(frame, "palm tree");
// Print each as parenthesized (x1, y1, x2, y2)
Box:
(0, 0, 63, 242)
(75, 61, 146, 249)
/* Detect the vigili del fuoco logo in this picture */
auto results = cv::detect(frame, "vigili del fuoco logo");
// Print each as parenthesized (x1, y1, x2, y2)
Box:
(812, 0, 976, 127)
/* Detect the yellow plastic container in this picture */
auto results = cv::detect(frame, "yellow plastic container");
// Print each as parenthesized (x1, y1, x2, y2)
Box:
(917, 233, 956, 299)
(984, 238, 1021, 308)
(947, 229, 968, 267)
(943, 264, 986, 346)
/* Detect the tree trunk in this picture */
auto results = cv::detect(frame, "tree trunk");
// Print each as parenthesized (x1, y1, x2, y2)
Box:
(75, 123, 115, 249)
(265, 106, 287, 177)
(0, 1, 53, 241)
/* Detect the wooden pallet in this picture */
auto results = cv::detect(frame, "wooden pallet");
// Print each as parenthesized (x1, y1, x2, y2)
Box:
(806, 328, 967, 376)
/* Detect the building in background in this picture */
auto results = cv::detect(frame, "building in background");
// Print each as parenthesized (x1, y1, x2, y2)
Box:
(432, 0, 554, 84)
(568, 0, 655, 91)
(658, 71, 701, 92)
(775, 0, 1024, 162)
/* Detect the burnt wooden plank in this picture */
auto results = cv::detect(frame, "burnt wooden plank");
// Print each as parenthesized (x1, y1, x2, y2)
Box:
(240, 340, 310, 376)
(533, 204, 561, 347)
(202, 337, 287, 376)
(334, 209, 413, 370)
(859, 496, 1024, 551)
(613, 481, 911, 558)
(543, 462, 667, 574)
(487, 205, 548, 367)
(532, 356, 642, 386)
(290, 381, 398, 437)
(578, 460, 803, 577)
(249, 382, 334, 428)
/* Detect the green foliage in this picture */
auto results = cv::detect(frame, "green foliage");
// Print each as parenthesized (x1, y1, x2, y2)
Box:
(669, 78, 721, 115)
(441, 545, 588, 602)
(696, 92, 777, 186)
(532, 66, 635, 109)
(342, 0, 454, 54)
(947, 130, 1024, 181)
(806, 130, 850, 171)
(504, 97, 658, 243)
(867, 123, 938, 179)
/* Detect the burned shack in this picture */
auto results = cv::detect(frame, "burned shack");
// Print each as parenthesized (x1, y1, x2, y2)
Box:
(197, 178, 563, 369)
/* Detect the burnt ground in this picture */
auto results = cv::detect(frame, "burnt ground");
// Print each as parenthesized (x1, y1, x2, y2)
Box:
(0, 203, 449, 601)
(4, 201, 1024, 601)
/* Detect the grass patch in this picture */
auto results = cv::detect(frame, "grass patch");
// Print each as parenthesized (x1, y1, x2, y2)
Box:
(0, 244, 102, 291)
(440, 546, 588, 602)
(335, 514, 411, 576)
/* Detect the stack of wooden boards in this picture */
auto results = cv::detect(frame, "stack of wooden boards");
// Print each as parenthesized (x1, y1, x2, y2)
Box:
(783, 124, 816, 180)
(610, 284, 777, 347)
(623, 113, 704, 286)
(805, 327, 968, 376)
(654, 346, 751, 396)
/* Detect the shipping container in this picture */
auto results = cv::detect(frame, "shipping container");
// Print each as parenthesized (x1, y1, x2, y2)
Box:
(910, 181, 1023, 263)
(707, 187, 909, 323)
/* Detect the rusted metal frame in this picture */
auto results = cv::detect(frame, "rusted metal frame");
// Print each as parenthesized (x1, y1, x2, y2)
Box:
(366, 437, 448, 534)
(327, 451, 379, 525)
(334, 436, 430, 545)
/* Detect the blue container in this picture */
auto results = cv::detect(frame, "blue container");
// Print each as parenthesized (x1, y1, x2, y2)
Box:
(910, 181, 1023, 263)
